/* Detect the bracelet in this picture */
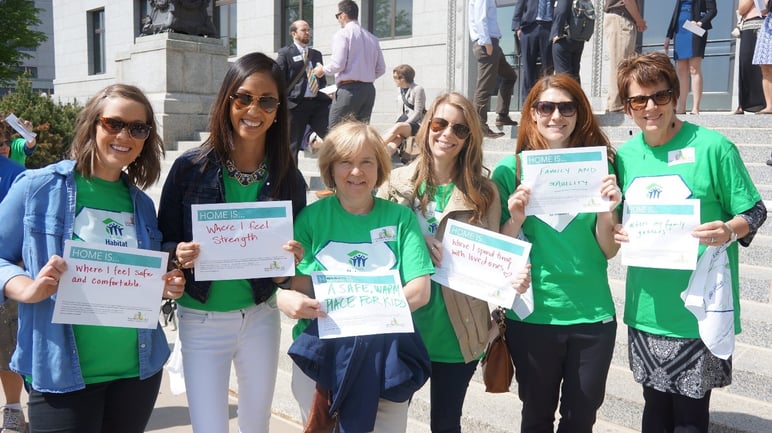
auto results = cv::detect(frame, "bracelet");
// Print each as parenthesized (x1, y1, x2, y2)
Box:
(724, 222, 738, 243)
(276, 277, 292, 289)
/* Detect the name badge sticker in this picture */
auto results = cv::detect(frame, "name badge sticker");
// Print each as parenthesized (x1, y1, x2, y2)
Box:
(292, 54, 303, 62)
(370, 226, 397, 244)
(668, 147, 695, 166)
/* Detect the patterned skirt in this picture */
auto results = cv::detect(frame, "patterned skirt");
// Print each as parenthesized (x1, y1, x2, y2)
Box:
(627, 327, 731, 399)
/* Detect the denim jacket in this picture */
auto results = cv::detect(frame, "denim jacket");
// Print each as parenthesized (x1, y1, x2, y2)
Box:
(157, 148, 307, 304)
(0, 160, 170, 393)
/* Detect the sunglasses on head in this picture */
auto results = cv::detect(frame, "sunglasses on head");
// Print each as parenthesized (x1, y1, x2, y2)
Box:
(429, 117, 471, 140)
(533, 101, 578, 118)
(229, 93, 280, 113)
(98, 117, 152, 140)
(626, 89, 673, 111)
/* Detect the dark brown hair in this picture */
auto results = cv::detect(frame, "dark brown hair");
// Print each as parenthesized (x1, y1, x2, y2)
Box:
(616, 51, 680, 114)
(392, 64, 416, 84)
(70, 84, 164, 189)
(197, 52, 296, 198)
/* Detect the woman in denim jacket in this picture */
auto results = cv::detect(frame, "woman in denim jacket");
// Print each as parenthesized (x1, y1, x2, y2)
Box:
(0, 84, 185, 433)
(157, 52, 307, 433)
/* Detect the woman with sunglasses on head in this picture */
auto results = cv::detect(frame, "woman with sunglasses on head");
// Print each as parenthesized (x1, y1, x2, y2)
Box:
(613, 52, 766, 433)
(491, 73, 621, 433)
(0, 84, 185, 433)
(377, 92, 529, 433)
(157, 52, 307, 433)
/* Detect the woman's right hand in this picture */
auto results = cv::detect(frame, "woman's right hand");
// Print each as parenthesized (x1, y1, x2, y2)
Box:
(276, 289, 327, 320)
(5, 255, 67, 303)
(174, 241, 200, 269)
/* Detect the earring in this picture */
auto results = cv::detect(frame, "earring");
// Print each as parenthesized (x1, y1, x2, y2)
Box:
(273, 118, 278, 123)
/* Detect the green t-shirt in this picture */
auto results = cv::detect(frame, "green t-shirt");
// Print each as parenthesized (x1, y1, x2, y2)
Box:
(616, 122, 761, 338)
(492, 154, 615, 325)
(73, 174, 139, 384)
(292, 195, 435, 339)
(410, 183, 466, 362)
(177, 171, 267, 311)
(8, 137, 32, 166)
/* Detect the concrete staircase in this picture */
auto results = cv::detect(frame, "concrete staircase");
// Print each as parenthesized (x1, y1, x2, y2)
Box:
(149, 111, 772, 433)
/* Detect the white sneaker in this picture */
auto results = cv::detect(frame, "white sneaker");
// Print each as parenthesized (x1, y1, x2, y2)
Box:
(1, 407, 27, 433)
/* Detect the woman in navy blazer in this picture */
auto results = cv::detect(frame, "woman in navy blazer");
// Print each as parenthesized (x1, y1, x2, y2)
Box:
(664, 0, 717, 114)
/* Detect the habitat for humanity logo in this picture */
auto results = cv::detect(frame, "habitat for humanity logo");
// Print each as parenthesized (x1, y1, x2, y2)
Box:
(347, 249, 369, 269)
(128, 311, 148, 323)
(645, 182, 663, 199)
(103, 218, 129, 247)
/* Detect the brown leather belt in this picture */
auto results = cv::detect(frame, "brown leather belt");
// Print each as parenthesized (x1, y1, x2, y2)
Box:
(337, 80, 364, 86)
(605, 7, 632, 20)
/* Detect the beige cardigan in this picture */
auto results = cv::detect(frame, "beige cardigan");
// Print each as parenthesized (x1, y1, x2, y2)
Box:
(377, 162, 501, 363)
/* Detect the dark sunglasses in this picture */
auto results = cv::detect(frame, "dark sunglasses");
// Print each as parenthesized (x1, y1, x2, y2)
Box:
(429, 117, 471, 140)
(626, 89, 673, 111)
(335, 12, 343, 19)
(533, 101, 577, 118)
(229, 93, 280, 113)
(98, 117, 152, 140)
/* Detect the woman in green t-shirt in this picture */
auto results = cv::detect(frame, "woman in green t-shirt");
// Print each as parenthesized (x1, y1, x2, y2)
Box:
(491, 74, 622, 433)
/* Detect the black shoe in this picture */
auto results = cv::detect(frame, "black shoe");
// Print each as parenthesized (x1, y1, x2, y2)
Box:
(767, 159, 772, 166)
(483, 124, 505, 138)
(495, 115, 518, 128)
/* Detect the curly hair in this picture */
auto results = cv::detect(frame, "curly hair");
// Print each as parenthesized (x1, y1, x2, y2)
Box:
(69, 84, 164, 189)
(411, 92, 495, 224)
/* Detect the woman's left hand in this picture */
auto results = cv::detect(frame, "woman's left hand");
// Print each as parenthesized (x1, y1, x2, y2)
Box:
(510, 264, 531, 295)
(424, 235, 442, 266)
(162, 269, 185, 299)
(693, 220, 732, 246)
(600, 174, 622, 212)
(284, 240, 305, 266)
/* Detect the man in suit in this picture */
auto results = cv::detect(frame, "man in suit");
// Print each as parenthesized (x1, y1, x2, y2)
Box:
(277, 20, 331, 159)
(512, 0, 554, 103)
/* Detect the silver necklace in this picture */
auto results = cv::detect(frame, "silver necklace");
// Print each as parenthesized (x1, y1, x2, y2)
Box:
(225, 159, 268, 186)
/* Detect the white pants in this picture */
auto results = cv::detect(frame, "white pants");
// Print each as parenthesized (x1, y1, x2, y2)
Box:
(178, 299, 280, 433)
(291, 362, 409, 433)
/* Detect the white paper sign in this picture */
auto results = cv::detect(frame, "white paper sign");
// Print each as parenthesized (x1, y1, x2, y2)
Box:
(191, 201, 294, 281)
(621, 200, 701, 270)
(520, 146, 609, 215)
(312, 271, 414, 339)
(53, 240, 168, 329)
(4, 113, 36, 143)
(682, 20, 706, 37)
(431, 220, 531, 308)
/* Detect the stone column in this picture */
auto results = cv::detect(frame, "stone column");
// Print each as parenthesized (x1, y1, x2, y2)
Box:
(116, 32, 228, 149)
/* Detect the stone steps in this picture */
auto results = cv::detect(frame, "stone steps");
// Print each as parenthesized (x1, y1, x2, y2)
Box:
(157, 112, 772, 433)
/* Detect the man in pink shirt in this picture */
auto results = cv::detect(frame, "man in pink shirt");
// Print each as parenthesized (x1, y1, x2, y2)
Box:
(313, 0, 385, 127)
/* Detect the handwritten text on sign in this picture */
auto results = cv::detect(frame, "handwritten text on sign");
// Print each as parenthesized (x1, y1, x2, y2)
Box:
(432, 219, 531, 307)
(53, 240, 168, 329)
(521, 146, 609, 215)
(312, 271, 413, 339)
(621, 199, 700, 270)
(191, 201, 294, 281)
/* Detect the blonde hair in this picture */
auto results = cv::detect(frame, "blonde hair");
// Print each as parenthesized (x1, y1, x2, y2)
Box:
(318, 120, 392, 189)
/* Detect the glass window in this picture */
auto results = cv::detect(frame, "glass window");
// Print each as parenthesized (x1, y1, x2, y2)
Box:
(88, 9, 106, 75)
(215, 0, 237, 56)
(371, 0, 412, 39)
(281, 0, 313, 48)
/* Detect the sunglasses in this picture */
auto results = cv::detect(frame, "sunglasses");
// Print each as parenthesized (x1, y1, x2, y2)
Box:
(98, 117, 152, 140)
(0, 141, 9, 148)
(533, 101, 578, 118)
(626, 89, 673, 111)
(229, 93, 280, 113)
(429, 117, 471, 140)
(335, 12, 343, 19)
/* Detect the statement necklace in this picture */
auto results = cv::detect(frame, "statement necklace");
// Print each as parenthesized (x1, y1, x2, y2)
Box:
(225, 159, 268, 186)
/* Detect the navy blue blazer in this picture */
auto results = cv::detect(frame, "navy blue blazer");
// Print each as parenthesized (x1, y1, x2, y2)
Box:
(666, 0, 717, 39)
(276, 44, 330, 108)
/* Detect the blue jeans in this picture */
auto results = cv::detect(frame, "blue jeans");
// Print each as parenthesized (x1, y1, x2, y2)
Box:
(28, 370, 162, 433)
(178, 300, 280, 433)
